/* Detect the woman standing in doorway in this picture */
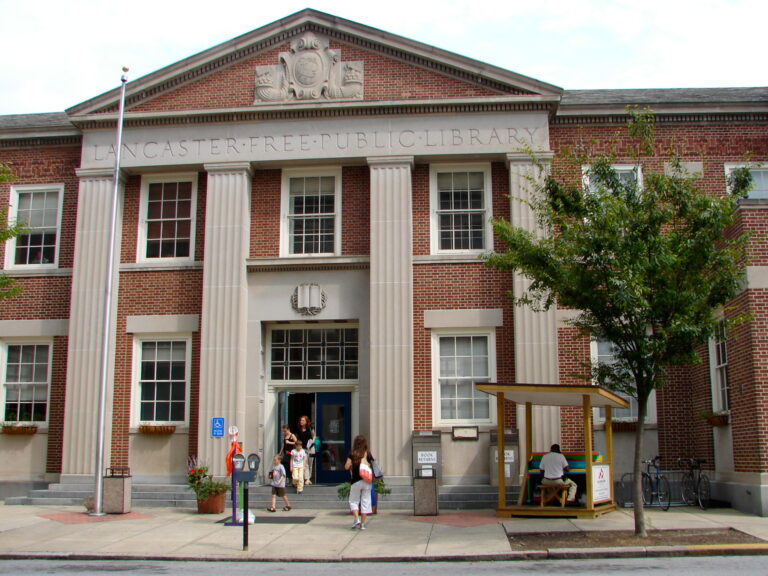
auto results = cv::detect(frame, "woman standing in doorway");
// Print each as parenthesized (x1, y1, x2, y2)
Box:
(280, 424, 296, 473)
(345, 434, 376, 530)
(296, 415, 316, 485)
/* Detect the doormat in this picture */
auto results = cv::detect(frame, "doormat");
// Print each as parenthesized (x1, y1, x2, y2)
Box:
(218, 516, 314, 525)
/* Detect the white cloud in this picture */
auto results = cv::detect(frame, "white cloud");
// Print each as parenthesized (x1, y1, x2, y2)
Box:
(0, 0, 764, 114)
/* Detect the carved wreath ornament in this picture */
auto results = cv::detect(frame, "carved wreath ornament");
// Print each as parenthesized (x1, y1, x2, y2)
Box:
(255, 32, 364, 102)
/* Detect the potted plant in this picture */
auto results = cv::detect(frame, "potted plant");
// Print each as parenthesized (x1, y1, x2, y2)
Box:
(187, 458, 229, 513)
(337, 477, 391, 513)
(1, 421, 38, 435)
(699, 409, 729, 427)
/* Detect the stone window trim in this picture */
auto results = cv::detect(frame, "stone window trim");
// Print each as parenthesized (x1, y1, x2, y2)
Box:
(431, 327, 497, 426)
(429, 163, 493, 255)
(136, 173, 198, 264)
(4, 183, 64, 271)
(590, 337, 657, 424)
(708, 317, 729, 414)
(1, 338, 52, 427)
(130, 334, 192, 429)
(280, 166, 342, 258)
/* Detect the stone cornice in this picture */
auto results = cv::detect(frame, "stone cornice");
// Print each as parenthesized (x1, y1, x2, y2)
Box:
(554, 111, 768, 126)
(247, 255, 369, 273)
(68, 96, 560, 131)
(0, 135, 81, 149)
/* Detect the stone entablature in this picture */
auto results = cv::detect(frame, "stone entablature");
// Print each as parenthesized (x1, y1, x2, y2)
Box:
(81, 112, 550, 169)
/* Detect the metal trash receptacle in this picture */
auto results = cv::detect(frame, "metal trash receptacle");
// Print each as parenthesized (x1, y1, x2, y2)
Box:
(412, 430, 441, 516)
(414, 472, 438, 516)
(103, 466, 132, 514)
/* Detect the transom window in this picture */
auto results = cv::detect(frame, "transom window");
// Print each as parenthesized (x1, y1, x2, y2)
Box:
(433, 331, 495, 424)
(139, 175, 197, 262)
(2, 343, 50, 422)
(430, 164, 493, 254)
(6, 184, 63, 268)
(269, 327, 358, 381)
(137, 340, 188, 423)
(281, 169, 341, 257)
(708, 320, 729, 412)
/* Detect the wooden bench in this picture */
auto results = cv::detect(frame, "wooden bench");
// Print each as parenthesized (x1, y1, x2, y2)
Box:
(539, 484, 569, 507)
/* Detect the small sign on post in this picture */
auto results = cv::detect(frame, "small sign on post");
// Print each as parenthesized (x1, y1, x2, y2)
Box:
(211, 417, 225, 438)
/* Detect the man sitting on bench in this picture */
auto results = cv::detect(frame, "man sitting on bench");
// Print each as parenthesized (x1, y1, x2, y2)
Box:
(539, 444, 578, 504)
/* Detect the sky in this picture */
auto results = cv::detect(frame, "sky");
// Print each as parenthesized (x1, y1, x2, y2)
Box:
(0, 0, 764, 115)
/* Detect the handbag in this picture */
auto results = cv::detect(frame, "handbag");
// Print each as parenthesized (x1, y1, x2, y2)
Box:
(359, 454, 374, 484)
(372, 459, 383, 479)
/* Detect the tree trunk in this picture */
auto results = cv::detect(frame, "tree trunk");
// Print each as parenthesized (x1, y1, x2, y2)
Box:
(633, 396, 648, 537)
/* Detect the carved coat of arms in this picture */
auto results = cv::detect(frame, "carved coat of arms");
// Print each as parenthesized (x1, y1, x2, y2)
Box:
(255, 32, 364, 102)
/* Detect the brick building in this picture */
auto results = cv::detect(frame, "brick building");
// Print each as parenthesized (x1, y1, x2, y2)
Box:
(1, 9, 767, 514)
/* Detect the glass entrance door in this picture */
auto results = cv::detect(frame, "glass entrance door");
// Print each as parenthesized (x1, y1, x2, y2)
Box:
(315, 392, 351, 484)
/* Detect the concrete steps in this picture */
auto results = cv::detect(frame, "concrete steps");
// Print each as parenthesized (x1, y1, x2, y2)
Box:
(5, 481, 519, 511)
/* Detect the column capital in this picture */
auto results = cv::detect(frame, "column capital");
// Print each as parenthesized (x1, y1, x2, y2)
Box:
(506, 151, 554, 168)
(75, 167, 127, 183)
(367, 156, 414, 168)
(204, 162, 253, 177)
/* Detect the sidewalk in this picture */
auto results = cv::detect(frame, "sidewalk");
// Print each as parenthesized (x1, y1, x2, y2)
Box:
(2, 503, 768, 561)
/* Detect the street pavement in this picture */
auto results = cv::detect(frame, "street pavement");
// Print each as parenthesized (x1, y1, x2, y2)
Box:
(2, 503, 768, 561)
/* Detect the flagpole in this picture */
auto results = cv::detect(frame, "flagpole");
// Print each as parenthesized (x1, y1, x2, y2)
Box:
(92, 67, 129, 516)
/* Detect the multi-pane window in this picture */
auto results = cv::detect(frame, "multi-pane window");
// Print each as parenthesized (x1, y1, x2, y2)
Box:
(270, 327, 358, 381)
(6, 185, 62, 268)
(2, 343, 50, 422)
(138, 340, 188, 422)
(584, 165, 641, 193)
(144, 181, 193, 259)
(430, 165, 492, 254)
(435, 333, 493, 422)
(709, 320, 729, 412)
(287, 175, 337, 255)
(593, 338, 656, 422)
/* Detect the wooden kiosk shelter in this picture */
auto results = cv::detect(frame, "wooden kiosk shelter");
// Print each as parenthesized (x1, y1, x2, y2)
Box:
(475, 382, 629, 518)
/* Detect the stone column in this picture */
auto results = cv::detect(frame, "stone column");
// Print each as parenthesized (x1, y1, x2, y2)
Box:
(507, 153, 560, 452)
(367, 156, 413, 480)
(62, 168, 124, 479)
(199, 162, 252, 475)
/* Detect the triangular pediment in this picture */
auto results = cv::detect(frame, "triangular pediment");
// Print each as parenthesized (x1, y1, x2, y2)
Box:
(66, 9, 561, 119)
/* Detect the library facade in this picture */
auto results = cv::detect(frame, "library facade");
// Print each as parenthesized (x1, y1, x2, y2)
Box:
(2, 10, 768, 514)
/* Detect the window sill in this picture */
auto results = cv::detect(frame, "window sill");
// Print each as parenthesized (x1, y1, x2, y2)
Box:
(414, 254, 485, 264)
(122, 261, 202, 273)
(248, 256, 369, 272)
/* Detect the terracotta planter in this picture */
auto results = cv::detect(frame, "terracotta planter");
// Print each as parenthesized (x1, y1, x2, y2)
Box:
(196, 492, 226, 514)
(610, 421, 637, 433)
(139, 424, 176, 435)
(2, 425, 38, 435)
(707, 414, 729, 427)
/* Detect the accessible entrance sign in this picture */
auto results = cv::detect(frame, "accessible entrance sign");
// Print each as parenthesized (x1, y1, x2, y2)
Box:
(211, 417, 225, 438)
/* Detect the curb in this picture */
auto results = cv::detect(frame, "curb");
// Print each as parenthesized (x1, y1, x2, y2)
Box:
(3, 544, 768, 562)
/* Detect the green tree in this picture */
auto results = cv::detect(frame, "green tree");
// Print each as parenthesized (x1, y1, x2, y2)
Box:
(0, 162, 25, 300)
(484, 110, 751, 536)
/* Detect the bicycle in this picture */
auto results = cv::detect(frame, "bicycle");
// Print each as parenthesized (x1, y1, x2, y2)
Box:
(678, 457, 711, 510)
(641, 455, 671, 510)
